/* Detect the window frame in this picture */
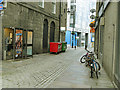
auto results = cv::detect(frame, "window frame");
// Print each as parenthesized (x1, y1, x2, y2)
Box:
(39, 0, 44, 8)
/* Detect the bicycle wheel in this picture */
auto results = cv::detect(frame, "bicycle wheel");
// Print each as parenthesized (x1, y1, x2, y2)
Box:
(80, 55, 86, 63)
(95, 61, 101, 71)
(90, 65, 93, 78)
(96, 71, 98, 79)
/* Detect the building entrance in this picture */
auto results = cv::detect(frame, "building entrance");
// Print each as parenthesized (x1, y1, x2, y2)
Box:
(3, 28, 33, 60)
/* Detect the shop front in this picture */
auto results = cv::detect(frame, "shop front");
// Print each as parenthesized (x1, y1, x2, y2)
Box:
(3, 28, 33, 60)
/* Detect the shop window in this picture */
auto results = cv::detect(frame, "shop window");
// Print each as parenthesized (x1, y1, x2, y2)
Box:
(3, 28, 33, 60)
(27, 31, 33, 56)
(4, 28, 14, 60)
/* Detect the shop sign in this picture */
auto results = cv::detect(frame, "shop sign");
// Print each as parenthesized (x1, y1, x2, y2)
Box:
(91, 33, 95, 42)
(76, 36, 79, 40)
(0, 4, 3, 10)
(61, 27, 65, 32)
(90, 27, 95, 33)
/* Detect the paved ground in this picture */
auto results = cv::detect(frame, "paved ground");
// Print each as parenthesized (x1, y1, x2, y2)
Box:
(1, 47, 115, 88)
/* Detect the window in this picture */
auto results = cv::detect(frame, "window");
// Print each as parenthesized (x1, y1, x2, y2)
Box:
(52, 0, 56, 14)
(71, 0, 76, 3)
(39, 0, 44, 8)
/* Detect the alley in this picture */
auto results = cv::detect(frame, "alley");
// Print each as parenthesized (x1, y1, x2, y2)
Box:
(1, 47, 114, 88)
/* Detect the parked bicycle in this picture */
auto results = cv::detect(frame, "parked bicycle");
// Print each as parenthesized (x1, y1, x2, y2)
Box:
(80, 49, 101, 79)
(80, 49, 93, 63)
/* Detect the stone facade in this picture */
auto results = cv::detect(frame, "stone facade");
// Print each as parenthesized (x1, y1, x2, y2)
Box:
(95, 2, 120, 89)
(1, 2, 67, 59)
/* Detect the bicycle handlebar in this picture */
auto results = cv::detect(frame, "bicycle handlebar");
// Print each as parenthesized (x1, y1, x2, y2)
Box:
(85, 49, 93, 53)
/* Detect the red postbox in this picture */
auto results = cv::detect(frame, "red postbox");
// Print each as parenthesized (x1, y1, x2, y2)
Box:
(50, 42, 62, 54)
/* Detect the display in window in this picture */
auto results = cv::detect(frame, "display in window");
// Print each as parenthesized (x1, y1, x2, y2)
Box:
(15, 30, 23, 58)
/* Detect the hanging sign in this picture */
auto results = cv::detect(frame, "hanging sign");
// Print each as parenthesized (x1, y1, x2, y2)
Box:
(0, 4, 3, 10)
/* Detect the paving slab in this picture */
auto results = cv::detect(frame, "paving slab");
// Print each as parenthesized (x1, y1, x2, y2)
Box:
(1, 47, 115, 88)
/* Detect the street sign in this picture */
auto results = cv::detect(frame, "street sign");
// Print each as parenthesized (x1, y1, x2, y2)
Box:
(0, 0, 3, 3)
(0, 4, 3, 10)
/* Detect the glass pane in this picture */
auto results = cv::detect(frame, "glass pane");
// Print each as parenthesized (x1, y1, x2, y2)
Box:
(4, 28, 14, 60)
(27, 46, 32, 56)
(27, 31, 33, 44)
(22, 31, 27, 57)
(15, 30, 23, 58)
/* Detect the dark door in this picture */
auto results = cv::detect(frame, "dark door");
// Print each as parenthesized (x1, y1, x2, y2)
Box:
(50, 21, 55, 42)
(43, 19, 48, 53)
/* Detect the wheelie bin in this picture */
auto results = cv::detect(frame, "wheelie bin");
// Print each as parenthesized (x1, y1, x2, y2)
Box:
(50, 42, 62, 54)
(62, 42, 67, 52)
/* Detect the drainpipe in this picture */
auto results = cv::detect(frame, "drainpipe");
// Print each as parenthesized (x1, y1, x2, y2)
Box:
(59, 1, 61, 42)
(0, 16, 2, 60)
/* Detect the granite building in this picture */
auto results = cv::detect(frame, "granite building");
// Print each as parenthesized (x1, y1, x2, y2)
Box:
(0, 2, 67, 60)
(95, 1, 120, 89)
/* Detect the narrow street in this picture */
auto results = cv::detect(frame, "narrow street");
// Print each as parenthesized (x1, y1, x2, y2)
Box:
(1, 47, 114, 88)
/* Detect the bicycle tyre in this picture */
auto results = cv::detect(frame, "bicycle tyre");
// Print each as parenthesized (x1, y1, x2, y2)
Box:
(80, 55, 86, 63)
(96, 71, 98, 79)
(95, 61, 101, 71)
(90, 66, 93, 78)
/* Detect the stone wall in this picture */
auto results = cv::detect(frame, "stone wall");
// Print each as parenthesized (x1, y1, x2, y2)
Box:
(2, 2, 67, 56)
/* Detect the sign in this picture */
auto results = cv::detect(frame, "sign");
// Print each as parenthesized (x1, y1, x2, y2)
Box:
(0, 4, 3, 10)
(91, 33, 94, 42)
(61, 27, 65, 32)
(0, 0, 3, 3)
(90, 27, 95, 33)
(76, 36, 79, 40)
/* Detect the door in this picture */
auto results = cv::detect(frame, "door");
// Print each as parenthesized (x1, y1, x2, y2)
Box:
(4, 28, 14, 60)
(50, 21, 55, 42)
(43, 19, 48, 53)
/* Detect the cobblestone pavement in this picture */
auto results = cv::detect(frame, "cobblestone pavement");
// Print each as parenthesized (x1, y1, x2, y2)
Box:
(1, 47, 115, 88)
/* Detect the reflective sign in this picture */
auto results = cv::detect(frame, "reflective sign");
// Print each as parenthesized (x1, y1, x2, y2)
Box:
(0, 4, 3, 10)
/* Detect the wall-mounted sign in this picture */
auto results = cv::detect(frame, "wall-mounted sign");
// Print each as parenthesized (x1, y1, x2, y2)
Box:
(0, 4, 3, 10)
(61, 27, 65, 32)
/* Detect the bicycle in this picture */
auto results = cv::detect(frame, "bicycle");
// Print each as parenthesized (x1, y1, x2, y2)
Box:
(80, 49, 93, 63)
(80, 49, 101, 79)
(85, 54, 101, 79)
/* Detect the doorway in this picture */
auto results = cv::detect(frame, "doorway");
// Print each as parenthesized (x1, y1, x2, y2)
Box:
(43, 19, 48, 53)
(3, 28, 33, 60)
(4, 28, 14, 60)
(50, 21, 55, 42)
